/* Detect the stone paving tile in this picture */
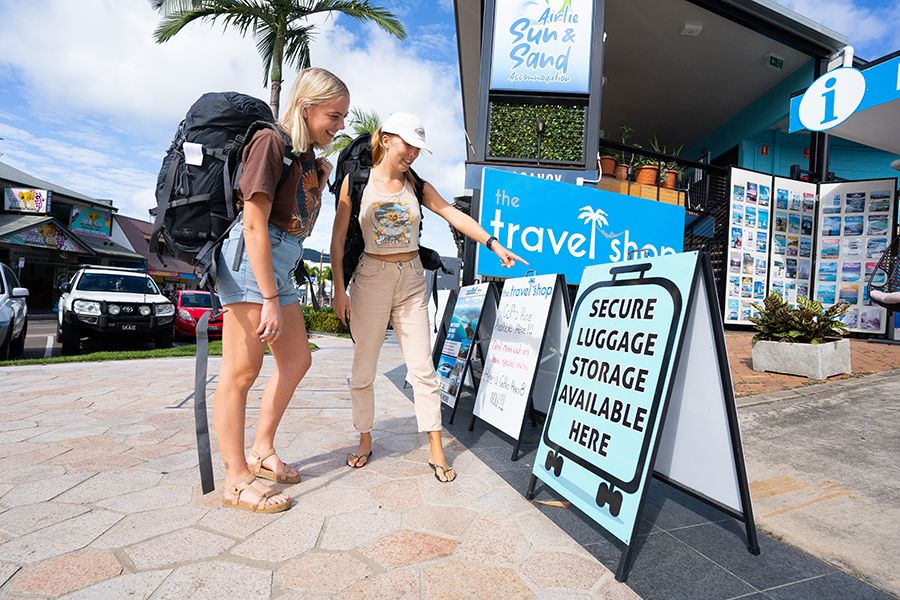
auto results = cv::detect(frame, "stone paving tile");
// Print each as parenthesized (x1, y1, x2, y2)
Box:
(402, 504, 478, 540)
(418, 472, 490, 508)
(0, 472, 95, 507)
(231, 512, 325, 562)
(195, 505, 283, 540)
(0, 502, 91, 537)
(56, 470, 161, 504)
(91, 504, 207, 549)
(6, 550, 122, 596)
(0, 560, 19, 587)
(0, 509, 122, 564)
(278, 552, 373, 593)
(422, 558, 535, 599)
(0, 463, 67, 485)
(149, 560, 271, 600)
(360, 529, 458, 568)
(456, 513, 531, 567)
(369, 478, 424, 511)
(96, 483, 193, 513)
(338, 569, 421, 600)
(59, 569, 171, 600)
(290, 484, 376, 516)
(519, 550, 610, 592)
(319, 507, 401, 551)
(125, 527, 234, 570)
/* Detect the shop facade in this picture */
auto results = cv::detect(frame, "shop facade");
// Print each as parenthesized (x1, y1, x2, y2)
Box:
(0, 161, 145, 311)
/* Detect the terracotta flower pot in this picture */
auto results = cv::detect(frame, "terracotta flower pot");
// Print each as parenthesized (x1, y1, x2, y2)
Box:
(599, 155, 617, 176)
(614, 165, 629, 180)
(634, 165, 659, 185)
(663, 171, 678, 189)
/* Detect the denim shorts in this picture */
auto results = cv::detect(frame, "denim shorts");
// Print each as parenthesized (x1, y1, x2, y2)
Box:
(215, 216, 304, 306)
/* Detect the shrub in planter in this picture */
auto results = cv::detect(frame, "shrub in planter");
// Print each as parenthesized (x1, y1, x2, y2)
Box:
(303, 306, 350, 334)
(749, 294, 851, 379)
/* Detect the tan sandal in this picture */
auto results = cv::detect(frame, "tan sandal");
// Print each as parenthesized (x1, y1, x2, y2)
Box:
(223, 476, 291, 513)
(248, 448, 301, 484)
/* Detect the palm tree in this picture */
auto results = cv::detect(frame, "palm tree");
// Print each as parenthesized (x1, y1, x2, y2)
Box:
(326, 107, 380, 156)
(578, 205, 609, 260)
(151, 0, 406, 118)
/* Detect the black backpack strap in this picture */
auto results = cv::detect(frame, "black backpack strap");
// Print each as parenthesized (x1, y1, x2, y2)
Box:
(193, 309, 215, 494)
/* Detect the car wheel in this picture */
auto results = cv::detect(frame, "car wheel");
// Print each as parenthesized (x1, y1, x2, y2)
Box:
(155, 327, 174, 349)
(10, 318, 27, 358)
(60, 324, 80, 355)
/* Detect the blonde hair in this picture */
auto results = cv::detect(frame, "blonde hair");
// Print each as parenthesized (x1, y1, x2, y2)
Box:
(279, 67, 349, 153)
(371, 127, 417, 187)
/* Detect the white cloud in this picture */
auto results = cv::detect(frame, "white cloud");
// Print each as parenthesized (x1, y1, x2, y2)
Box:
(0, 1, 469, 257)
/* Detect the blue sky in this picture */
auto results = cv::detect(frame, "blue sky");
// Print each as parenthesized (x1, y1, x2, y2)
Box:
(0, 0, 897, 257)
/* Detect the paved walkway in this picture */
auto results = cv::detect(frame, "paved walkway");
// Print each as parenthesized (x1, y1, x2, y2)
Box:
(725, 331, 900, 397)
(0, 336, 637, 599)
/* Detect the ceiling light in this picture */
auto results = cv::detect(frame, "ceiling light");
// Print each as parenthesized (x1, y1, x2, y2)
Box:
(681, 23, 703, 36)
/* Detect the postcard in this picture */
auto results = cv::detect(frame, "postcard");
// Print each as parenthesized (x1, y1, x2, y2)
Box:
(733, 184, 745, 203)
(839, 283, 859, 305)
(786, 236, 799, 257)
(802, 193, 816, 213)
(772, 281, 784, 297)
(866, 261, 886, 285)
(820, 239, 840, 259)
(841, 237, 862, 258)
(772, 258, 785, 277)
(774, 234, 787, 254)
(867, 237, 888, 258)
(800, 237, 812, 257)
(776, 189, 789, 210)
(730, 226, 743, 249)
(869, 191, 891, 213)
(741, 301, 753, 321)
(817, 283, 836, 304)
(841, 306, 859, 329)
(731, 207, 743, 225)
(818, 261, 837, 282)
(798, 259, 811, 280)
(822, 216, 842, 236)
(754, 280, 765, 298)
(745, 205, 757, 228)
(746, 182, 758, 204)
(860, 308, 883, 331)
(741, 276, 753, 298)
(775, 213, 788, 233)
(757, 208, 770, 230)
(742, 252, 755, 275)
(789, 192, 801, 212)
(844, 215, 863, 236)
(758, 185, 770, 207)
(745, 229, 756, 249)
(788, 214, 801, 234)
(786, 258, 797, 278)
(798, 283, 809, 297)
(727, 299, 739, 321)
(729, 251, 742, 273)
(845, 192, 866, 213)
(756, 231, 768, 253)
(841, 261, 861, 283)
(755, 257, 767, 276)
(868, 214, 889, 236)
(728, 275, 740, 296)
(822, 194, 841, 214)
(801, 215, 813, 236)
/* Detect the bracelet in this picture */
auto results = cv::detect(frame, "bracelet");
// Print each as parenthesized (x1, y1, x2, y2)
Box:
(262, 293, 278, 300)
(485, 235, 498, 250)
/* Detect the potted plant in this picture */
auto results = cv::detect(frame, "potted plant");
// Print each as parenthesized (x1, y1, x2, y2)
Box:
(615, 125, 633, 180)
(632, 150, 660, 185)
(661, 146, 683, 189)
(749, 294, 851, 380)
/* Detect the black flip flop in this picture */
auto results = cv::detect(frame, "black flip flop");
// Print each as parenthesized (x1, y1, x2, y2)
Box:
(428, 462, 457, 483)
(347, 450, 372, 468)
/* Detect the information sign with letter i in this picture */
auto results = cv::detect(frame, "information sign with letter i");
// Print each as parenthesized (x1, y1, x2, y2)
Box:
(527, 251, 759, 582)
(471, 273, 571, 460)
(435, 282, 498, 422)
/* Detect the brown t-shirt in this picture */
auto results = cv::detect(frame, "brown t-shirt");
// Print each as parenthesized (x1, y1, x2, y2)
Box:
(237, 127, 321, 238)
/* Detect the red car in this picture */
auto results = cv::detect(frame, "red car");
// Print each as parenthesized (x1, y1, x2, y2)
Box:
(174, 291, 223, 340)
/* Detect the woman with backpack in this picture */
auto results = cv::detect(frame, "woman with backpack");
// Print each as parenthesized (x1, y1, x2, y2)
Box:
(330, 112, 526, 482)
(214, 68, 349, 512)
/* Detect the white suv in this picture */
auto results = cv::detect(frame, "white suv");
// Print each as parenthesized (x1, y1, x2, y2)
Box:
(57, 266, 175, 355)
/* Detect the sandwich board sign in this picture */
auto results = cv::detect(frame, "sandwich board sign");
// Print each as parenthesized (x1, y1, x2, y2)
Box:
(471, 273, 571, 460)
(436, 282, 498, 415)
(527, 251, 758, 581)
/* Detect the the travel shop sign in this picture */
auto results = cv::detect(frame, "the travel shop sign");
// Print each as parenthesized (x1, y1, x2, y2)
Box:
(476, 169, 685, 283)
(490, 0, 594, 94)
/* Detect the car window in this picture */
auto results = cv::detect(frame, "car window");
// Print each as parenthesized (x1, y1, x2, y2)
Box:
(2, 265, 20, 289)
(180, 293, 220, 308)
(76, 273, 160, 294)
(0, 266, 6, 295)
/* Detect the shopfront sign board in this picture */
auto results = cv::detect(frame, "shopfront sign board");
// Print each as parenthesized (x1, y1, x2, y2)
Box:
(4, 188, 51, 214)
(472, 274, 569, 456)
(477, 168, 684, 284)
(528, 251, 758, 581)
(70, 206, 112, 237)
(489, 0, 594, 94)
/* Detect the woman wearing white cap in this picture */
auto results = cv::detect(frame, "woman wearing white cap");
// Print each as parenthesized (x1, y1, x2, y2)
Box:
(331, 112, 526, 482)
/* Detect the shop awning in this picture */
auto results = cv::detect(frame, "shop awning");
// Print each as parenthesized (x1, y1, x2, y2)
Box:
(789, 51, 900, 154)
(0, 214, 93, 254)
(79, 234, 145, 261)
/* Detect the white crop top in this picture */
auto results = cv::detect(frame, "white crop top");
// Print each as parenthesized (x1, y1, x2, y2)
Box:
(359, 172, 421, 254)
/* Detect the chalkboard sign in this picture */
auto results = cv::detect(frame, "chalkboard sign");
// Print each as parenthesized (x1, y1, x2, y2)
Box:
(472, 274, 570, 459)
(528, 252, 758, 582)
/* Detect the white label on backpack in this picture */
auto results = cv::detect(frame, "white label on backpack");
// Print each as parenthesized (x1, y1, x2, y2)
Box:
(183, 142, 204, 166)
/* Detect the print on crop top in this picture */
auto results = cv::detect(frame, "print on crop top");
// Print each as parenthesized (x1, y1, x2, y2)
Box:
(370, 200, 415, 247)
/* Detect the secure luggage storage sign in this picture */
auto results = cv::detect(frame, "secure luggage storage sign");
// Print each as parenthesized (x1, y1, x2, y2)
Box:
(530, 251, 758, 582)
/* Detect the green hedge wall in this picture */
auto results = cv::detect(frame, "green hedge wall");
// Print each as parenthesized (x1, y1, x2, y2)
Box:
(488, 101, 585, 163)
(302, 306, 350, 334)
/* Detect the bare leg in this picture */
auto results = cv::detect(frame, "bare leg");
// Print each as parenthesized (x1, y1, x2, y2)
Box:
(251, 302, 310, 478)
(214, 303, 289, 507)
(428, 431, 456, 482)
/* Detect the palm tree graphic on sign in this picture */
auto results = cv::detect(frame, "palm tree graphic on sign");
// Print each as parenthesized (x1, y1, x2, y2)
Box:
(578, 205, 623, 259)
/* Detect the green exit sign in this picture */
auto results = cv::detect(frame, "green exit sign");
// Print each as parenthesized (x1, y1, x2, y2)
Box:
(767, 54, 784, 70)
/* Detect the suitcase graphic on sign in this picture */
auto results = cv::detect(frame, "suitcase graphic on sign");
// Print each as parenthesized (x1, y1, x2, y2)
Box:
(541, 263, 682, 517)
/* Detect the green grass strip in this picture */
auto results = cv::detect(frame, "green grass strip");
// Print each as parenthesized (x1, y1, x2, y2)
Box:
(0, 341, 318, 367)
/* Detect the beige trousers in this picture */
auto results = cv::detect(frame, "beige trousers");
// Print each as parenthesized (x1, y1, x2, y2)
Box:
(349, 253, 443, 433)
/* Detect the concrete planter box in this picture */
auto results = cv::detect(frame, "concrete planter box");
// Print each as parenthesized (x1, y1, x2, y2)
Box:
(751, 339, 851, 380)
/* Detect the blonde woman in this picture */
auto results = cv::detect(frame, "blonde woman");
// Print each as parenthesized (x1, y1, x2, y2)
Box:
(331, 113, 525, 482)
(214, 68, 349, 512)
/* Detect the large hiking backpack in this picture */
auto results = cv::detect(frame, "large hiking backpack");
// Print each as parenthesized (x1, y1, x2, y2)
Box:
(150, 92, 292, 290)
(332, 133, 446, 289)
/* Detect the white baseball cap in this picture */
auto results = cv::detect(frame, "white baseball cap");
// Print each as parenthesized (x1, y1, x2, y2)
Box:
(381, 112, 432, 154)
